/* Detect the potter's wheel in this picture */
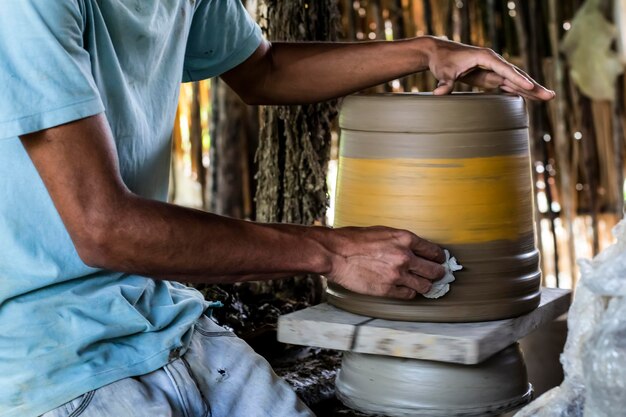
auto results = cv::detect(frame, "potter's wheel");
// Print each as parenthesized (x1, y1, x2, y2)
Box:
(278, 290, 571, 416)
(335, 343, 533, 417)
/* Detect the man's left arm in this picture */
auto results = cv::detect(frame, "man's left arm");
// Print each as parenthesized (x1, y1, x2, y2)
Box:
(221, 36, 554, 105)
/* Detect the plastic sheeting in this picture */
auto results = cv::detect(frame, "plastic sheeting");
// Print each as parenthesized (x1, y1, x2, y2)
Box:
(562, 0, 623, 101)
(515, 220, 626, 417)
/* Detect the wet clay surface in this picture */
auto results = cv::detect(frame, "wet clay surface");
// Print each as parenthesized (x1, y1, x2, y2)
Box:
(272, 346, 529, 417)
(340, 129, 530, 159)
(327, 237, 541, 322)
(339, 93, 528, 134)
(336, 345, 532, 417)
(330, 93, 541, 322)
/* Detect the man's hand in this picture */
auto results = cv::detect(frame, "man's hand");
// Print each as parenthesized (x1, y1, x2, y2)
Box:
(223, 36, 554, 105)
(325, 226, 446, 299)
(423, 36, 555, 100)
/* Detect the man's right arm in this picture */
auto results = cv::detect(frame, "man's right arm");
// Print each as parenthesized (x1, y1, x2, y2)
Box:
(20, 114, 446, 299)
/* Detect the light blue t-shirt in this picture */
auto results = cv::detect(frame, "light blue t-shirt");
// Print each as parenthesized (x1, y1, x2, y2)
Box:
(0, 1, 263, 416)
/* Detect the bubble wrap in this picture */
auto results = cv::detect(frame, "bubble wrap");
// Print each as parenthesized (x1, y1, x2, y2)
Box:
(514, 220, 626, 417)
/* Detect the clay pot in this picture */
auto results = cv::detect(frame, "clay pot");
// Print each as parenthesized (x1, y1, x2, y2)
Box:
(336, 343, 533, 416)
(327, 93, 541, 322)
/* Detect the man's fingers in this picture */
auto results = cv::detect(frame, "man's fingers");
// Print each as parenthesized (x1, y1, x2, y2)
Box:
(409, 256, 446, 280)
(458, 65, 554, 101)
(397, 274, 433, 294)
(386, 286, 418, 300)
(501, 81, 550, 101)
(512, 66, 556, 100)
(433, 79, 455, 95)
(485, 51, 555, 100)
(500, 85, 535, 101)
(409, 235, 445, 263)
(491, 52, 535, 90)
(460, 68, 504, 90)
(502, 73, 555, 101)
(476, 50, 534, 91)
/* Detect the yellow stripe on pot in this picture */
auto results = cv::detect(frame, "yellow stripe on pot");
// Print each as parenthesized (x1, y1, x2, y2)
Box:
(334, 155, 534, 244)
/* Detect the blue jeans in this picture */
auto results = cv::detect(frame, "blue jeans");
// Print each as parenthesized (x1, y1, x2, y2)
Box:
(40, 316, 315, 417)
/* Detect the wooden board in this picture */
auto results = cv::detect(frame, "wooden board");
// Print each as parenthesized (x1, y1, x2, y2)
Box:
(277, 287, 571, 364)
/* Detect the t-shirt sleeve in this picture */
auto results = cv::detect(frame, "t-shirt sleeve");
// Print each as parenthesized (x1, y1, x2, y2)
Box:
(182, 0, 264, 82)
(0, 0, 104, 140)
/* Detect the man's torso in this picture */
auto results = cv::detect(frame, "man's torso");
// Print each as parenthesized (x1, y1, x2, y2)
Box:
(0, 1, 212, 415)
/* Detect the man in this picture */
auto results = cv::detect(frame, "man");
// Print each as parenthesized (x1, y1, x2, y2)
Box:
(0, 1, 553, 416)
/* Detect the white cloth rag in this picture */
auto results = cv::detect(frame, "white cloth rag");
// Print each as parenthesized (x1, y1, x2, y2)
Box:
(422, 249, 463, 299)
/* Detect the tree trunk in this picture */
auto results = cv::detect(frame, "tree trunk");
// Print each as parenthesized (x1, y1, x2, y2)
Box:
(208, 78, 258, 219)
(255, 0, 341, 304)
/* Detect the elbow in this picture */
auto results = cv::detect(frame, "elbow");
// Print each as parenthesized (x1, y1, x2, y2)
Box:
(221, 40, 275, 106)
(73, 221, 117, 269)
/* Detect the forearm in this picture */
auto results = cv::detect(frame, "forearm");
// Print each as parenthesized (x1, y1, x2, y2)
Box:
(224, 35, 554, 104)
(229, 37, 432, 105)
(158, 272, 296, 284)
(20, 115, 335, 285)
(83, 194, 334, 283)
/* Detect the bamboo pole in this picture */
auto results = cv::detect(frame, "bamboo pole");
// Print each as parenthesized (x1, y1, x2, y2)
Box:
(485, 0, 497, 51)
(548, 0, 577, 285)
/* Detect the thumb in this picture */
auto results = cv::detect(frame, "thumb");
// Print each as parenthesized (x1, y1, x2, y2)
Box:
(433, 79, 455, 95)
